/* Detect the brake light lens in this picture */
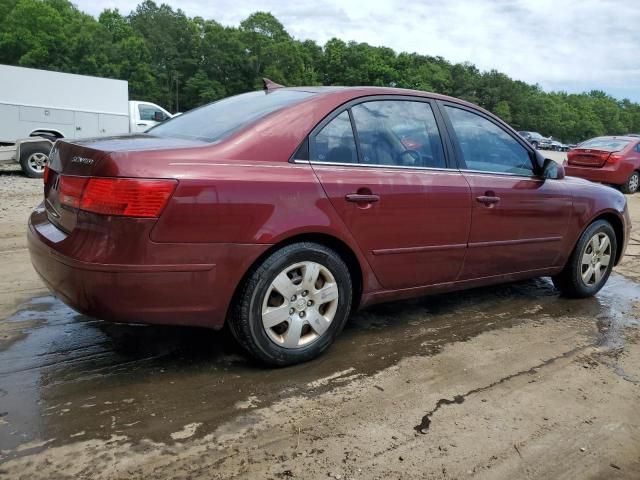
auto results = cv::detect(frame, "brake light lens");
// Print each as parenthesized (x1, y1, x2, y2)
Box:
(607, 154, 623, 164)
(43, 165, 50, 184)
(54, 176, 177, 218)
(80, 178, 177, 218)
(58, 176, 88, 209)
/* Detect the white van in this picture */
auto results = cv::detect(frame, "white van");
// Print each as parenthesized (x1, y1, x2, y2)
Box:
(0, 64, 172, 177)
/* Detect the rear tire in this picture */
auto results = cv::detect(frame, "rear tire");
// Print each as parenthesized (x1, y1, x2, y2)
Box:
(19, 144, 51, 178)
(229, 242, 353, 366)
(620, 171, 639, 194)
(552, 220, 616, 298)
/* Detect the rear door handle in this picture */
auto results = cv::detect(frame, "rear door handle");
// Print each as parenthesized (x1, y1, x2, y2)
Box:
(345, 193, 380, 203)
(476, 195, 500, 205)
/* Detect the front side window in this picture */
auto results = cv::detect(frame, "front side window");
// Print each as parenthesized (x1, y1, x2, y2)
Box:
(311, 111, 358, 164)
(351, 100, 445, 168)
(445, 106, 534, 176)
(139, 105, 165, 121)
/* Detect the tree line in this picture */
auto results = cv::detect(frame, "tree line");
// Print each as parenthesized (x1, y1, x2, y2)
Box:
(1, 0, 638, 143)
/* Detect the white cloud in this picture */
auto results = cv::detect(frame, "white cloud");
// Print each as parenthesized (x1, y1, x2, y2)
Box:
(73, 0, 640, 100)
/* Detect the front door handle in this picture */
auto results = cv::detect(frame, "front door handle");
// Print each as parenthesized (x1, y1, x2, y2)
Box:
(345, 193, 380, 203)
(476, 195, 500, 205)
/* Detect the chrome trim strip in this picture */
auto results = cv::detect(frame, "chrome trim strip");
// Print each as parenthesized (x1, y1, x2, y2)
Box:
(468, 236, 562, 248)
(372, 243, 467, 256)
(294, 160, 544, 179)
(459, 169, 543, 180)
(293, 159, 458, 173)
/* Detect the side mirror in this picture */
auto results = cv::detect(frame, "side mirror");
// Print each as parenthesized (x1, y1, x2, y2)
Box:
(153, 111, 166, 122)
(542, 158, 565, 180)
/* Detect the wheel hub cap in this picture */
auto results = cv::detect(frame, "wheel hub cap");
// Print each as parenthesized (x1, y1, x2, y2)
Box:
(293, 298, 307, 312)
(580, 232, 611, 287)
(28, 152, 48, 172)
(261, 261, 339, 349)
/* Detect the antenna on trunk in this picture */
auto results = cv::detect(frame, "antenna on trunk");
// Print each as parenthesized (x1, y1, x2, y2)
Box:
(263, 78, 285, 92)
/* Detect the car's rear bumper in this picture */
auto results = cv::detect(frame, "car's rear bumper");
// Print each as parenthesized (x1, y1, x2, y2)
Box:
(565, 162, 633, 185)
(28, 204, 269, 329)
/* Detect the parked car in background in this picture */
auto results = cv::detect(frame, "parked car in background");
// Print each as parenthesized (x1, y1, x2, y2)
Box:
(565, 136, 640, 193)
(517, 131, 552, 149)
(549, 140, 569, 151)
(29, 84, 630, 365)
(0, 64, 172, 177)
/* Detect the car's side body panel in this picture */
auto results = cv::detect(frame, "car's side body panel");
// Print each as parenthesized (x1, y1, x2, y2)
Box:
(310, 163, 472, 289)
(459, 173, 572, 278)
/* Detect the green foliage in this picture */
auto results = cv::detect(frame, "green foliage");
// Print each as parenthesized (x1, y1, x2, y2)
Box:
(1, 0, 638, 142)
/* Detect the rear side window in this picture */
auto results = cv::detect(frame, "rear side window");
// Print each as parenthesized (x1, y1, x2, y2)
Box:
(579, 137, 630, 152)
(149, 90, 314, 142)
(351, 100, 446, 168)
(311, 111, 358, 163)
(445, 106, 533, 176)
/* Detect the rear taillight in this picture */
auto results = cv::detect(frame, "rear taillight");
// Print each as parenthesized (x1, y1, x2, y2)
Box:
(55, 176, 177, 218)
(59, 176, 88, 209)
(80, 178, 177, 218)
(607, 154, 623, 164)
(43, 165, 50, 184)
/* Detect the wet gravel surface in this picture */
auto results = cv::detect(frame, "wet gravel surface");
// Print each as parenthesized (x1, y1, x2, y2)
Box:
(0, 154, 639, 479)
(0, 273, 637, 455)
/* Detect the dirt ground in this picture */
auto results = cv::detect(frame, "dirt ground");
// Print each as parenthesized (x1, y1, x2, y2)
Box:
(0, 153, 639, 479)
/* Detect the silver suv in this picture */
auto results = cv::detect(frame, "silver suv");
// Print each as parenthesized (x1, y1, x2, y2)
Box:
(518, 131, 552, 149)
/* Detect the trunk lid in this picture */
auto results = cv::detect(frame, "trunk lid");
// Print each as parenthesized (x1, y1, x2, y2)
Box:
(567, 149, 611, 167)
(567, 138, 631, 168)
(45, 134, 204, 232)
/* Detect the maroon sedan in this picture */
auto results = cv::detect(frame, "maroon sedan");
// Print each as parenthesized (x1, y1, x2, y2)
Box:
(565, 136, 640, 194)
(28, 85, 631, 365)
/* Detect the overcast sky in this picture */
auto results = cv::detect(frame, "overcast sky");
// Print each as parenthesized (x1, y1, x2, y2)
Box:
(74, 0, 640, 101)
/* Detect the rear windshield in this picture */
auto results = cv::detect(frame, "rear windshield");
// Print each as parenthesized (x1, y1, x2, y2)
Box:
(578, 138, 630, 152)
(148, 90, 315, 142)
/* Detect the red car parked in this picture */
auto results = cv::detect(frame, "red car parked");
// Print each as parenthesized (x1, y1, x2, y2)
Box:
(565, 136, 640, 194)
(28, 84, 631, 365)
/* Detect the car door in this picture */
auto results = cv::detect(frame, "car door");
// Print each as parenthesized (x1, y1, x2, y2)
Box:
(441, 103, 572, 279)
(301, 97, 472, 290)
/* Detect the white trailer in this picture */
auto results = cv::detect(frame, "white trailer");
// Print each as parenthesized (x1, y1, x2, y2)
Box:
(0, 64, 172, 177)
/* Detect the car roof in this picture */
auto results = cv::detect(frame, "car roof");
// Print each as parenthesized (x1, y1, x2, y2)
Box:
(281, 85, 483, 110)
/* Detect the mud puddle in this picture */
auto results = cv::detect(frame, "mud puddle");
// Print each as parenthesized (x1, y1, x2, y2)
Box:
(0, 273, 637, 459)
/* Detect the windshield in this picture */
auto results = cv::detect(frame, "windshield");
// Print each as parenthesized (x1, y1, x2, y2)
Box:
(578, 137, 630, 152)
(149, 90, 315, 142)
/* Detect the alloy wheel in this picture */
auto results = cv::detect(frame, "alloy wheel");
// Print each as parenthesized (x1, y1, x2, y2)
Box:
(629, 172, 639, 193)
(580, 232, 612, 286)
(261, 261, 339, 348)
(27, 152, 48, 173)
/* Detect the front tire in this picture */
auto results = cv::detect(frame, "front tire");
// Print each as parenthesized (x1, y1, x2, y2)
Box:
(620, 170, 639, 194)
(229, 242, 353, 366)
(552, 220, 616, 298)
